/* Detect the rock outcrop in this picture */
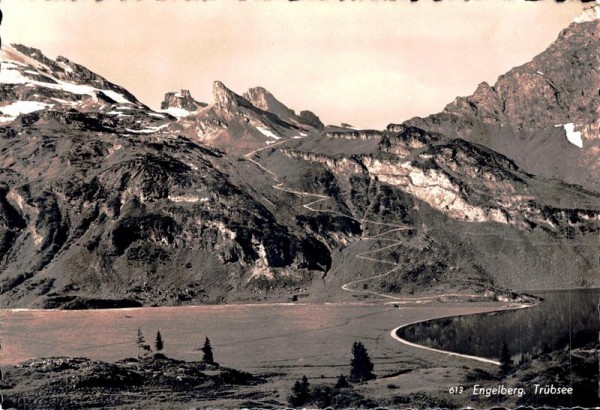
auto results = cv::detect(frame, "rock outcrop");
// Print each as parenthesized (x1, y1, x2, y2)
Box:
(243, 86, 325, 129)
(404, 11, 600, 191)
(160, 89, 207, 112)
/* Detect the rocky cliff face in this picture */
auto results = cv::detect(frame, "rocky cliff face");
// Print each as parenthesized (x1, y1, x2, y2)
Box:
(1, 7, 600, 309)
(326, 130, 384, 140)
(160, 89, 207, 115)
(243, 86, 324, 130)
(404, 8, 600, 192)
(165, 81, 318, 155)
(268, 118, 600, 291)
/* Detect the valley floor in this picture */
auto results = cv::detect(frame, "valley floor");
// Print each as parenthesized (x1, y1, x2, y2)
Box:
(0, 299, 535, 408)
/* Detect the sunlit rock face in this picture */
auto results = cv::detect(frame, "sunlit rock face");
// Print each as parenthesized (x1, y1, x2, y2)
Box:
(243, 86, 324, 130)
(161, 89, 207, 113)
(404, 13, 600, 192)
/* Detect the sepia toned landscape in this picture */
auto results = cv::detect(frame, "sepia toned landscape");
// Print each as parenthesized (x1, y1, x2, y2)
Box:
(0, 1, 598, 409)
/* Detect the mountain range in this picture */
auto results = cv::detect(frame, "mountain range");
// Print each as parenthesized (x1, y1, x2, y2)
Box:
(0, 5, 598, 308)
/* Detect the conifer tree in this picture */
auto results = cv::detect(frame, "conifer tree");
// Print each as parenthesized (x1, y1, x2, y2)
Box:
(155, 330, 164, 352)
(289, 375, 310, 407)
(499, 341, 513, 374)
(349, 341, 375, 382)
(201, 337, 214, 364)
(136, 328, 145, 359)
(335, 374, 350, 389)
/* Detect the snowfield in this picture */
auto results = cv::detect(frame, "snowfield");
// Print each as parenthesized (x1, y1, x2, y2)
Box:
(0, 47, 132, 105)
(558, 123, 583, 148)
(159, 107, 192, 118)
(124, 124, 169, 134)
(256, 126, 281, 139)
(0, 101, 53, 122)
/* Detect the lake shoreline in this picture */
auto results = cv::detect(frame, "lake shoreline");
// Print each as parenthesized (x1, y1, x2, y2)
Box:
(389, 302, 536, 366)
(0, 299, 524, 366)
(2, 295, 592, 408)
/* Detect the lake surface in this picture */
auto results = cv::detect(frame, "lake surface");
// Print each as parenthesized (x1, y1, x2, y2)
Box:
(397, 288, 600, 362)
(0, 301, 509, 380)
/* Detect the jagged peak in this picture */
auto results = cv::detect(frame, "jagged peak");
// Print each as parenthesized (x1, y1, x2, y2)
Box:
(1, 43, 51, 69)
(161, 89, 207, 111)
(244, 86, 281, 102)
(183, 82, 323, 129)
(211, 81, 252, 109)
(244, 86, 296, 115)
(0, 43, 144, 109)
(475, 81, 492, 92)
(574, 1, 600, 23)
(244, 86, 275, 105)
(246, 86, 270, 96)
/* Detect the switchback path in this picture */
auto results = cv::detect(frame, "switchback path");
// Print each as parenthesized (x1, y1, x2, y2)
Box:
(244, 141, 529, 366)
(244, 140, 420, 301)
(245, 141, 483, 302)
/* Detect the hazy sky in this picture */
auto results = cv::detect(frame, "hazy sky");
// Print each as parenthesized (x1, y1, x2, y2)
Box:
(1, 1, 586, 129)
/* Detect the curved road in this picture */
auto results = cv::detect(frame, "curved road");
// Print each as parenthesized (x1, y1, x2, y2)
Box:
(244, 140, 513, 366)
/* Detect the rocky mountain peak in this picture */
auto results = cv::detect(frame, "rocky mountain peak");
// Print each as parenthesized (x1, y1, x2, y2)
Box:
(161, 89, 207, 112)
(211, 81, 252, 110)
(243, 86, 295, 117)
(243, 86, 324, 130)
(298, 110, 324, 130)
(574, 1, 600, 24)
(403, 8, 600, 192)
(0, 43, 143, 117)
(243, 86, 271, 105)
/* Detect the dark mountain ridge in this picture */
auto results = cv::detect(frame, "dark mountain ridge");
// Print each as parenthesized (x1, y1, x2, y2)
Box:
(405, 12, 600, 192)
(1, 7, 599, 308)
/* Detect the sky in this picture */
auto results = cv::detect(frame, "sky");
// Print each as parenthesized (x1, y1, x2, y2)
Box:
(1, 1, 587, 129)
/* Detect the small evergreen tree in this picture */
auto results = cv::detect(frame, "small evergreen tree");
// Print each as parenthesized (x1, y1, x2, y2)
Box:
(155, 330, 164, 352)
(349, 341, 375, 383)
(335, 374, 350, 389)
(310, 385, 333, 408)
(136, 328, 145, 359)
(201, 337, 214, 364)
(289, 375, 310, 407)
(499, 341, 513, 374)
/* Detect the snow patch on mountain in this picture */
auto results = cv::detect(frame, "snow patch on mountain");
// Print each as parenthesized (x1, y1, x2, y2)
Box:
(159, 107, 192, 118)
(557, 123, 583, 148)
(0, 63, 32, 84)
(0, 101, 53, 122)
(168, 194, 209, 203)
(256, 126, 281, 140)
(98, 90, 130, 104)
(124, 124, 169, 134)
(56, 60, 74, 73)
(51, 97, 74, 105)
(0, 62, 130, 104)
